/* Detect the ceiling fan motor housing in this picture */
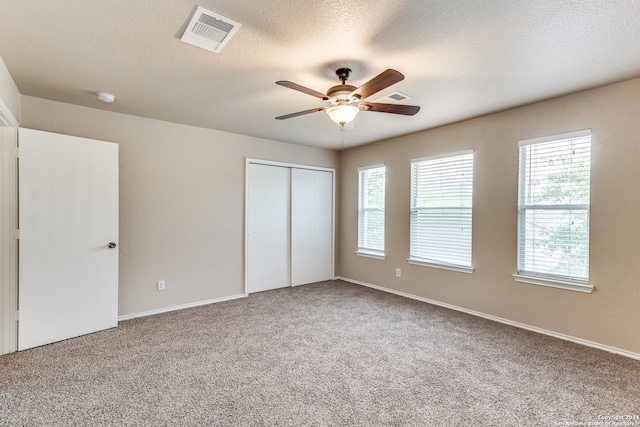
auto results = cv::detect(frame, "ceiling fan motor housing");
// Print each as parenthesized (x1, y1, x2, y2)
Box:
(327, 84, 358, 103)
(328, 67, 360, 104)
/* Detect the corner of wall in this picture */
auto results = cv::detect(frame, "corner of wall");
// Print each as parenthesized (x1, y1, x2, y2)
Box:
(0, 56, 20, 126)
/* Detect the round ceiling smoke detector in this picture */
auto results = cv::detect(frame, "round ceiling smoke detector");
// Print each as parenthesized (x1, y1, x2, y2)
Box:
(97, 92, 115, 103)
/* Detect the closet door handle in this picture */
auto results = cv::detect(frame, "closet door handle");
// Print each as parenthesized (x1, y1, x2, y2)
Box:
(108, 242, 117, 249)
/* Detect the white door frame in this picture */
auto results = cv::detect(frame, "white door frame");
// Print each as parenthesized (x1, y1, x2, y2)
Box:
(0, 97, 19, 355)
(244, 158, 335, 296)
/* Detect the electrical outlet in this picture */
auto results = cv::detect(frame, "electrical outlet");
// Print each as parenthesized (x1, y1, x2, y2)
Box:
(157, 280, 165, 291)
(395, 268, 401, 277)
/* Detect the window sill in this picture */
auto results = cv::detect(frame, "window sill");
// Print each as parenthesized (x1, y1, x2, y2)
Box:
(356, 250, 385, 260)
(513, 274, 593, 293)
(407, 258, 474, 274)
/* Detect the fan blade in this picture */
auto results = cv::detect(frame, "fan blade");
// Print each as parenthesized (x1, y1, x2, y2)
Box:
(359, 102, 420, 116)
(275, 107, 325, 120)
(349, 69, 405, 100)
(276, 81, 329, 100)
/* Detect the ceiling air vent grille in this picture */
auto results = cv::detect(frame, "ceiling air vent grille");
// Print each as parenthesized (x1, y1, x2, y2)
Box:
(373, 91, 411, 104)
(180, 6, 241, 53)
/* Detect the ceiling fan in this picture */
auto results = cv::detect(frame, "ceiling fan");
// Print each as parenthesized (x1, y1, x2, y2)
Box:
(275, 68, 420, 126)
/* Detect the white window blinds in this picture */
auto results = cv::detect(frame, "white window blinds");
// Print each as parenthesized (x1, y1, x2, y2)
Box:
(517, 130, 591, 283)
(358, 165, 385, 256)
(410, 150, 474, 271)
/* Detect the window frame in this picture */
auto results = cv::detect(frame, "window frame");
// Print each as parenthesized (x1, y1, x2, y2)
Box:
(513, 129, 593, 293)
(356, 164, 386, 259)
(408, 149, 474, 273)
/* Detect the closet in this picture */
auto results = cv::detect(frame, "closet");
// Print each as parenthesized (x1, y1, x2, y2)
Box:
(245, 160, 334, 293)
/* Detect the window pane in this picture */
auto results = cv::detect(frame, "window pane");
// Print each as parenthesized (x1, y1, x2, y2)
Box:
(358, 166, 385, 253)
(410, 207, 472, 265)
(410, 151, 474, 268)
(362, 209, 384, 250)
(517, 132, 591, 281)
(520, 208, 589, 279)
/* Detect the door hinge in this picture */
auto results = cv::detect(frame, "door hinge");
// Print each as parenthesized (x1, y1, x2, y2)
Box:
(14, 229, 19, 239)
(14, 147, 19, 158)
(12, 311, 19, 321)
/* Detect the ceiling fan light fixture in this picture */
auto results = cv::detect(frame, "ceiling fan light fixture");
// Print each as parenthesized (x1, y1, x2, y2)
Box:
(326, 104, 359, 125)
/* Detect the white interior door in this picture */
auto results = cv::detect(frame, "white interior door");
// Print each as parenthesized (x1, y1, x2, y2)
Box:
(18, 128, 119, 351)
(246, 163, 290, 293)
(291, 168, 333, 285)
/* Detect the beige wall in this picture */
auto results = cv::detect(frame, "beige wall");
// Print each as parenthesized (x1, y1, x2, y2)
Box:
(20, 96, 338, 317)
(11, 76, 640, 356)
(338, 77, 640, 355)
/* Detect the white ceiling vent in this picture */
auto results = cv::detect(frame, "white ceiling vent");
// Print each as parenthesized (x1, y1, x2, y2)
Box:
(372, 91, 412, 104)
(180, 6, 241, 53)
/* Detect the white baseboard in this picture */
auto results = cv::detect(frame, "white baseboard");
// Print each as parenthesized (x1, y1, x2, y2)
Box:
(337, 276, 640, 361)
(118, 293, 246, 321)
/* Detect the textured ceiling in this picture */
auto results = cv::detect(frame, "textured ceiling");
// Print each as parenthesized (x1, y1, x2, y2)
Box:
(1, 0, 640, 150)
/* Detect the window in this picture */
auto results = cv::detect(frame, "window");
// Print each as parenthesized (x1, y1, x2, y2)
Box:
(409, 150, 474, 272)
(357, 165, 385, 258)
(514, 129, 592, 293)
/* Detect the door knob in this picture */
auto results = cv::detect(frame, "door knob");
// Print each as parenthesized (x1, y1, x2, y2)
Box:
(108, 242, 117, 249)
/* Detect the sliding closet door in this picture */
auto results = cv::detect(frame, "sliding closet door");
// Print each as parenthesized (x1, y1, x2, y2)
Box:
(246, 163, 290, 293)
(246, 161, 334, 294)
(291, 168, 333, 285)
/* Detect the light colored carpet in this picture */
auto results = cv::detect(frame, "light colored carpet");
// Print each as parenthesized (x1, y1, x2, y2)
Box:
(1, 280, 639, 426)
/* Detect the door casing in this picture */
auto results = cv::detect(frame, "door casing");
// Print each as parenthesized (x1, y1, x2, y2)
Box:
(0, 102, 18, 355)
